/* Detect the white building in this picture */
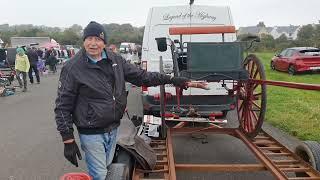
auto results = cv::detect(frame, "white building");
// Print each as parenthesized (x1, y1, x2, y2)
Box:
(0, 38, 4, 48)
(238, 25, 301, 40)
(269, 26, 301, 40)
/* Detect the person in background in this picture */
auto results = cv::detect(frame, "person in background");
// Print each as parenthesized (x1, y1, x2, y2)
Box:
(26, 47, 40, 84)
(48, 51, 58, 73)
(36, 48, 43, 59)
(37, 57, 46, 76)
(0, 48, 7, 68)
(15, 47, 30, 92)
(61, 49, 65, 58)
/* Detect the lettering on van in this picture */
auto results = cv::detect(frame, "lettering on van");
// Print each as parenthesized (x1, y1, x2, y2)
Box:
(162, 11, 216, 22)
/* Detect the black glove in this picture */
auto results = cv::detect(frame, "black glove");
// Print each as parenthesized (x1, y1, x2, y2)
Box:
(64, 141, 82, 167)
(171, 76, 190, 89)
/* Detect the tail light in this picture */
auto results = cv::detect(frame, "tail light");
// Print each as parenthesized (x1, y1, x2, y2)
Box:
(142, 86, 148, 92)
(153, 92, 173, 101)
(141, 60, 148, 92)
(142, 61, 147, 70)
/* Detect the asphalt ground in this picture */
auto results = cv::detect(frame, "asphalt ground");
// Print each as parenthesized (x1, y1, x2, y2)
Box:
(0, 66, 303, 180)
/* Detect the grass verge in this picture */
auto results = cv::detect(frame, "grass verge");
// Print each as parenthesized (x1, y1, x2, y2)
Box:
(255, 52, 320, 141)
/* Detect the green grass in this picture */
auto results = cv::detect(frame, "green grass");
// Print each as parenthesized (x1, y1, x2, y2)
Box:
(254, 52, 320, 141)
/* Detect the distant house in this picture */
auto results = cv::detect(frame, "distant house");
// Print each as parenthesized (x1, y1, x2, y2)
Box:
(238, 25, 301, 40)
(238, 26, 273, 38)
(269, 26, 301, 40)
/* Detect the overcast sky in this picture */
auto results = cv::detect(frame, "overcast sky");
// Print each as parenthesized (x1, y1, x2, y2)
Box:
(1, 0, 319, 28)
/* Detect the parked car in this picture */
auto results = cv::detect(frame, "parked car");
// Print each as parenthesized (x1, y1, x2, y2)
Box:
(271, 47, 320, 75)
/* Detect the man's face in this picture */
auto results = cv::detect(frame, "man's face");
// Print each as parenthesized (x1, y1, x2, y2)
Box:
(83, 36, 106, 58)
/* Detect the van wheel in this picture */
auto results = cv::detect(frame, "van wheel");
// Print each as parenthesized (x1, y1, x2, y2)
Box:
(106, 163, 130, 180)
(295, 141, 320, 177)
(288, 65, 296, 75)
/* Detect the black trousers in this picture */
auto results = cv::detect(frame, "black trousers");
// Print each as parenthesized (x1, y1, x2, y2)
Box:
(16, 70, 27, 89)
(28, 64, 40, 83)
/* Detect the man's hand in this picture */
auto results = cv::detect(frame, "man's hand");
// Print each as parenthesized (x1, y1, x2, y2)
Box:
(171, 77, 190, 89)
(64, 140, 82, 167)
(186, 81, 210, 90)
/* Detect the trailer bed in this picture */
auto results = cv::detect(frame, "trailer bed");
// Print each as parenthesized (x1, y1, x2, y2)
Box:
(132, 128, 320, 180)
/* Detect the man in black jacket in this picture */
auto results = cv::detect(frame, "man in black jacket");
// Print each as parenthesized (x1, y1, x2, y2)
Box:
(54, 21, 188, 180)
(26, 47, 40, 84)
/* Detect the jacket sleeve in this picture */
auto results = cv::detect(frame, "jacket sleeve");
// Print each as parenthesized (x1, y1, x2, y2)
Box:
(54, 65, 79, 141)
(14, 55, 18, 70)
(122, 57, 172, 87)
(25, 56, 30, 72)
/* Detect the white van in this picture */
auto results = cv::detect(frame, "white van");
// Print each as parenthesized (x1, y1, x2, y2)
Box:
(141, 5, 237, 116)
(119, 42, 130, 53)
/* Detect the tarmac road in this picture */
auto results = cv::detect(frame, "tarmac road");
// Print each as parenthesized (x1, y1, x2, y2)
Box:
(0, 67, 303, 180)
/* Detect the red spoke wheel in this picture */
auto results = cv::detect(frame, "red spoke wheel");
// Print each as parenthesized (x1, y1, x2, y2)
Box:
(159, 57, 167, 139)
(237, 54, 267, 138)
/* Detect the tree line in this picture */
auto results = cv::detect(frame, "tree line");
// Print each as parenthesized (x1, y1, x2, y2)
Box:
(238, 24, 320, 53)
(1, 23, 319, 53)
(0, 23, 144, 47)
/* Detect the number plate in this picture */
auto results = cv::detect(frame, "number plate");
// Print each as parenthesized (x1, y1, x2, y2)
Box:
(310, 67, 320, 70)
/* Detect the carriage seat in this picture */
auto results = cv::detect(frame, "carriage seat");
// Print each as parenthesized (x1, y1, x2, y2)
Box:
(180, 42, 248, 81)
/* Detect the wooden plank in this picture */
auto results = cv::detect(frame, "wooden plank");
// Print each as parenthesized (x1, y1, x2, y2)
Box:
(280, 167, 310, 172)
(264, 152, 291, 156)
(259, 146, 283, 150)
(153, 147, 167, 151)
(167, 130, 177, 180)
(157, 152, 167, 158)
(288, 177, 320, 180)
(276, 164, 302, 168)
(273, 160, 300, 164)
(254, 136, 270, 140)
(169, 26, 236, 35)
(175, 164, 266, 172)
(253, 140, 276, 145)
(157, 160, 168, 165)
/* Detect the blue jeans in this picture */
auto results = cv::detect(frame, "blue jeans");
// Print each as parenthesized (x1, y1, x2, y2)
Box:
(79, 128, 118, 180)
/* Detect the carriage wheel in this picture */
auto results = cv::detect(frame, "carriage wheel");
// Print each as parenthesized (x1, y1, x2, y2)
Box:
(159, 57, 167, 139)
(237, 54, 267, 138)
(159, 84, 167, 139)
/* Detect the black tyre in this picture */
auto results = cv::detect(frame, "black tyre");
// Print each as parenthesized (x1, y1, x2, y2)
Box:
(270, 61, 275, 70)
(288, 65, 296, 75)
(106, 163, 130, 180)
(295, 141, 320, 177)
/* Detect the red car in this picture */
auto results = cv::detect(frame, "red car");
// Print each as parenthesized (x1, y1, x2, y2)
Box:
(271, 47, 320, 75)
